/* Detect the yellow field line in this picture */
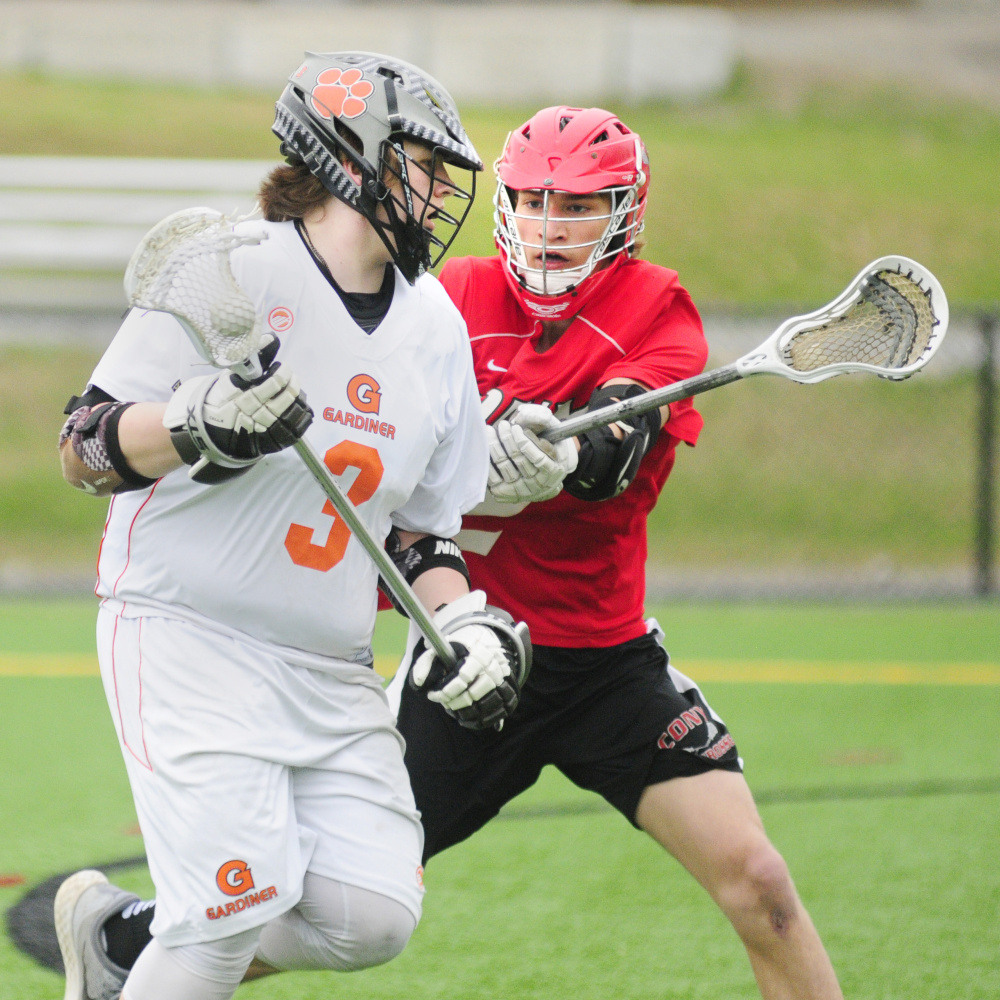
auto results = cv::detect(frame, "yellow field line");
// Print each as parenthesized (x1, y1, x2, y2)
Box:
(682, 659, 1000, 685)
(0, 654, 101, 677)
(2, 653, 999, 685)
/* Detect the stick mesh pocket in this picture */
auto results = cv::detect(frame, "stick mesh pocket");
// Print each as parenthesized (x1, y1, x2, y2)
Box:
(126, 209, 264, 368)
(783, 269, 937, 373)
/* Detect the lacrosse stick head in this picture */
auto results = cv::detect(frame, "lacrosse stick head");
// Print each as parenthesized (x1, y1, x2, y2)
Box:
(737, 256, 948, 383)
(124, 208, 268, 379)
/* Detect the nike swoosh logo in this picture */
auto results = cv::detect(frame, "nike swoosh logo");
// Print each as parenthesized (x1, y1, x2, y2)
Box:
(486, 359, 508, 373)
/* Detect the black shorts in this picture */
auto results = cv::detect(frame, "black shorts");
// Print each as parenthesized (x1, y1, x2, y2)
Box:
(396, 631, 742, 863)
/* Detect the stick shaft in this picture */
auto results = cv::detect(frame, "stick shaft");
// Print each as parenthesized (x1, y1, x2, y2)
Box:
(541, 364, 743, 443)
(292, 438, 458, 668)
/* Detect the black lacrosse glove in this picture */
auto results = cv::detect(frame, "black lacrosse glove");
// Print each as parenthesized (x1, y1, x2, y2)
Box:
(163, 334, 313, 479)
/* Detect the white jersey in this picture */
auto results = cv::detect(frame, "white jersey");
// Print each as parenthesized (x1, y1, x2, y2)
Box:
(90, 219, 487, 664)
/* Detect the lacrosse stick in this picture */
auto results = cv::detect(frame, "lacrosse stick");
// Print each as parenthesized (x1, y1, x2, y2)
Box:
(124, 207, 459, 668)
(541, 255, 948, 444)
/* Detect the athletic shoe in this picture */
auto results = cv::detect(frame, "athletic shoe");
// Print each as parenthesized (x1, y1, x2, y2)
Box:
(54, 870, 135, 1000)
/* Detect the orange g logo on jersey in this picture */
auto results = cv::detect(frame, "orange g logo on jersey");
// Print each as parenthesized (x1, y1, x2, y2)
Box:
(268, 306, 294, 333)
(347, 374, 381, 414)
(310, 68, 375, 121)
(216, 860, 254, 897)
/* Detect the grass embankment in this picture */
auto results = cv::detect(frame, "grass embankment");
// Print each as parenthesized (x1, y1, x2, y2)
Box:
(10, 342, 992, 572)
(2, 69, 997, 306)
(2, 71, 998, 574)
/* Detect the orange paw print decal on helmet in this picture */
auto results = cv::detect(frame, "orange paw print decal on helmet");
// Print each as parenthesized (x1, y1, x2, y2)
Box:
(310, 68, 375, 121)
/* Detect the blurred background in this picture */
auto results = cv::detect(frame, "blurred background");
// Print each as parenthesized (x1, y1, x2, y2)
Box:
(5, 11, 997, 998)
(1, 0, 998, 600)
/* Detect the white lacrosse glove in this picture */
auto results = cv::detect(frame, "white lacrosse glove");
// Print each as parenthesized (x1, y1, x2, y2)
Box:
(409, 590, 532, 730)
(487, 403, 578, 503)
(164, 337, 312, 479)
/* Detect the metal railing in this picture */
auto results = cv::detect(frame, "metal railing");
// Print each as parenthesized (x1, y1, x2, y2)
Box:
(976, 313, 997, 596)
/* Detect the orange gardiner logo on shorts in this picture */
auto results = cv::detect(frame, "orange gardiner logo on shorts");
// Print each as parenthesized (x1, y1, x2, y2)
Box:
(347, 374, 382, 414)
(206, 885, 278, 921)
(216, 859, 255, 897)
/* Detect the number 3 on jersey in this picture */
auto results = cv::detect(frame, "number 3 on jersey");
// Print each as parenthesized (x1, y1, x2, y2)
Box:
(284, 441, 383, 572)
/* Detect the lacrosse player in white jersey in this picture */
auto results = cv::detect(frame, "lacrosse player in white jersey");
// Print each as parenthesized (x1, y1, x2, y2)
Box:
(54, 52, 529, 1000)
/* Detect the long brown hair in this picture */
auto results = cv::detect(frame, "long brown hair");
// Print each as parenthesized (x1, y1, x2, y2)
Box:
(257, 162, 331, 222)
(258, 117, 380, 222)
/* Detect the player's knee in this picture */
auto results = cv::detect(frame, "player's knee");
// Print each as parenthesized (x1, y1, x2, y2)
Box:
(721, 843, 800, 939)
(259, 877, 416, 972)
(305, 879, 416, 970)
(328, 892, 415, 970)
(297, 898, 414, 971)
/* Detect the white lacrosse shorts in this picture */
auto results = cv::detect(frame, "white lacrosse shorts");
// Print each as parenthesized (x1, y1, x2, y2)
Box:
(96, 606, 425, 948)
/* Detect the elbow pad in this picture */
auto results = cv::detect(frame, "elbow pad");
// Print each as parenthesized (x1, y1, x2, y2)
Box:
(60, 399, 159, 494)
(379, 528, 471, 617)
(562, 384, 661, 502)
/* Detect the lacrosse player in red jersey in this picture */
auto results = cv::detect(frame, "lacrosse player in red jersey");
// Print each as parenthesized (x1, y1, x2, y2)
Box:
(388, 105, 844, 1000)
(52, 52, 530, 1000)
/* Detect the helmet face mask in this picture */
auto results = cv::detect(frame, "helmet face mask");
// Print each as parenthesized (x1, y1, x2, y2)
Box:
(492, 106, 649, 320)
(376, 139, 476, 282)
(273, 51, 482, 283)
(495, 183, 641, 297)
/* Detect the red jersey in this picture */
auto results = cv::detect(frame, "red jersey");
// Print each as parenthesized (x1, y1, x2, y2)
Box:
(442, 255, 708, 647)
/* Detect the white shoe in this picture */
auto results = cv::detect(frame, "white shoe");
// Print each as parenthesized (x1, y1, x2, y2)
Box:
(54, 870, 135, 1000)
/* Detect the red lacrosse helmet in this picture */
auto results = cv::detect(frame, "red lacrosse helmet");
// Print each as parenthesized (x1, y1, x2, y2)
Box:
(493, 106, 649, 321)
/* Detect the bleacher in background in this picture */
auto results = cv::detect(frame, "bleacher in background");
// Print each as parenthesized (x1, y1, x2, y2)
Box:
(0, 157, 273, 271)
(0, 156, 276, 345)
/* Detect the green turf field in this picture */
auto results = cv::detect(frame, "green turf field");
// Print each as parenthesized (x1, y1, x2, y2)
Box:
(2, 599, 999, 999)
(3, 68, 999, 997)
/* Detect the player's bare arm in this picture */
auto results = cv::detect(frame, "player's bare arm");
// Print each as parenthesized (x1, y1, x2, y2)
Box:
(387, 527, 531, 730)
(395, 529, 470, 609)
